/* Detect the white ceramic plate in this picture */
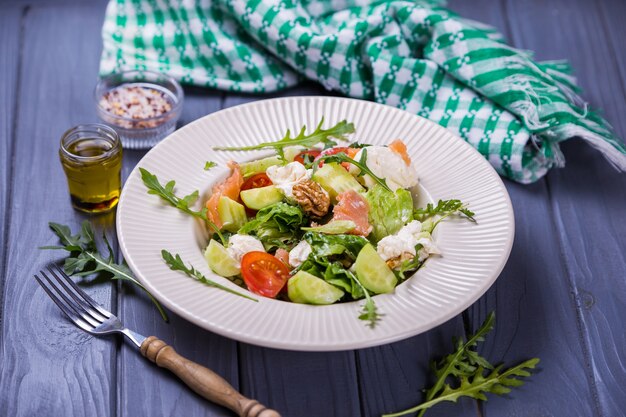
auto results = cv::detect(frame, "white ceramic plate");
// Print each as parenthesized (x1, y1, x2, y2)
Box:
(117, 96, 514, 351)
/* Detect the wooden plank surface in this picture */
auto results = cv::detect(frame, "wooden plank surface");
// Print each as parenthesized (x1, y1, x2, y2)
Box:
(501, 0, 626, 415)
(599, 0, 626, 89)
(468, 181, 598, 417)
(0, 4, 116, 416)
(0, 5, 22, 330)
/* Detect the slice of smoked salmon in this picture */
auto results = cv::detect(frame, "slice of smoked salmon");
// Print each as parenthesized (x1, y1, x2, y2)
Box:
(205, 161, 244, 229)
(345, 147, 360, 159)
(332, 190, 372, 236)
(274, 248, 290, 268)
(388, 139, 411, 165)
(274, 248, 292, 294)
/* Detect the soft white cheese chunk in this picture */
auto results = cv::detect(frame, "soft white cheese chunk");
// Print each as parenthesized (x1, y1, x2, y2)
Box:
(288, 240, 312, 268)
(266, 162, 311, 199)
(377, 220, 422, 261)
(353, 146, 418, 191)
(416, 234, 441, 261)
(376, 220, 439, 263)
(226, 234, 265, 264)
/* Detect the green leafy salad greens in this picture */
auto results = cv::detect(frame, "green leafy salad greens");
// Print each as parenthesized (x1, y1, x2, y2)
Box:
(139, 119, 477, 328)
(366, 184, 414, 242)
(238, 202, 308, 250)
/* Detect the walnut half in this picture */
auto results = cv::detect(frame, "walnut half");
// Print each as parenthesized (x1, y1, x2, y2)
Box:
(292, 179, 330, 217)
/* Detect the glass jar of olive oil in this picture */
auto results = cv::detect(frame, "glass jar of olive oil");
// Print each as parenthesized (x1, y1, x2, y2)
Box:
(59, 124, 122, 213)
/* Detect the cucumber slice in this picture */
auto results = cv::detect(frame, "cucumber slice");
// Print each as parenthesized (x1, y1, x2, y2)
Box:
(301, 220, 356, 234)
(312, 163, 364, 202)
(241, 156, 282, 178)
(204, 240, 240, 277)
(217, 196, 247, 232)
(288, 271, 344, 305)
(240, 185, 284, 210)
(240, 147, 303, 177)
(353, 243, 397, 294)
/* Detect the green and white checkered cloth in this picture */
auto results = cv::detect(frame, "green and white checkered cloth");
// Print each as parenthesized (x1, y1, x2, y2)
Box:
(101, 0, 626, 183)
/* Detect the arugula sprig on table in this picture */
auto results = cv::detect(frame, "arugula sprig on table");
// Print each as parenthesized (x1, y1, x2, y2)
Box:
(161, 250, 257, 302)
(214, 118, 355, 161)
(383, 312, 540, 417)
(139, 167, 226, 245)
(41, 221, 169, 322)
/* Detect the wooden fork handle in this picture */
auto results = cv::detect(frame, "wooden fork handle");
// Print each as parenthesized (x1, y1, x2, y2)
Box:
(141, 336, 281, 417)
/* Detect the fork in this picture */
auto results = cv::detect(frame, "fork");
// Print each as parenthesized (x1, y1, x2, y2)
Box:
(34, 264, 280, 417)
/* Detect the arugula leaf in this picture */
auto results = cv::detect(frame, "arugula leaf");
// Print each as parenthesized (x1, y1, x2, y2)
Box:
(41, 221, 169, 322)
(161, 250, 257, 302)
(139, 168, 226, 245)
(214, 119, 355, 161)
(204, 161, 217, 170)
(428, 312, 495, 391)
(414, 199, 476, 233)
(383, 312, 540, 417)
(314, 150, 392, 192)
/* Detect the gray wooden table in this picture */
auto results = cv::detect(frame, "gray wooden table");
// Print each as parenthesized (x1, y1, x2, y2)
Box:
(1, 0, 625, 416)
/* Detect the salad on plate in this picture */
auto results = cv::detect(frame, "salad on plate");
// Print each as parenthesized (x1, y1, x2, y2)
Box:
(141, 119, 475, 327)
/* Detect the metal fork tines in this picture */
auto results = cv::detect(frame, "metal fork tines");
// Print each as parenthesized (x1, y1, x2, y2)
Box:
(34, 264, 146, 348)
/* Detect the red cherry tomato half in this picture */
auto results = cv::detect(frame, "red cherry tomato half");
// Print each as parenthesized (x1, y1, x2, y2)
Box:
(241, 252, 290, 298)
(241, 173, 273, 191)
(294, 150, 321, 165)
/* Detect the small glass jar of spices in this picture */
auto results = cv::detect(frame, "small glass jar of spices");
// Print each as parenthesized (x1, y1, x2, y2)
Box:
(59, 124, 122, 213)
(95, 70, 183, 149)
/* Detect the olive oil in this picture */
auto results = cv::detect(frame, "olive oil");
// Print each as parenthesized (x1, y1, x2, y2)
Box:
(60, 125, 122, 213)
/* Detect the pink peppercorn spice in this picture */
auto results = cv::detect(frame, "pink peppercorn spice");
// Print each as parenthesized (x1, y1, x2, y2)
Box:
(95, 71, 184, 149)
